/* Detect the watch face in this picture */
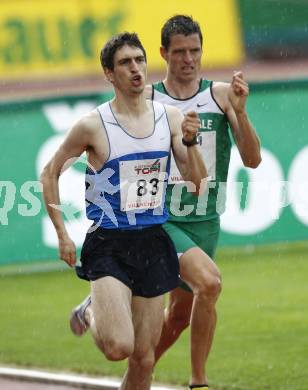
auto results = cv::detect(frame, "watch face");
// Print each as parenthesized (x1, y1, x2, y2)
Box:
(182, 136, 198, 146)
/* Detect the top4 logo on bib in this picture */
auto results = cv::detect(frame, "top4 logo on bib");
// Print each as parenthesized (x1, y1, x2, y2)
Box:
(120, 157, 168, 211)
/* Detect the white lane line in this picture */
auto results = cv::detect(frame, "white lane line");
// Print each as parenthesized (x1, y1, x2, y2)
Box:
(0, 367, 181, 390)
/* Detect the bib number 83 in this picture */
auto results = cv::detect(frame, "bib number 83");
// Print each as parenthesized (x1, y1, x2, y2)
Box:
(137, 178, 159, 196)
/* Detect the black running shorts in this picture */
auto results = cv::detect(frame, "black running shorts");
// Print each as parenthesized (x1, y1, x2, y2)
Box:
(76, 225, 179, 297)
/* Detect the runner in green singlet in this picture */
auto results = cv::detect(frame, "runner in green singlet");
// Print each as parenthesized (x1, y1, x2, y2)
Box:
(147, 15, 262, 390)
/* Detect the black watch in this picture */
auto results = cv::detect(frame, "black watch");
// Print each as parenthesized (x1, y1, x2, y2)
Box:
(182, 135, 199, 147)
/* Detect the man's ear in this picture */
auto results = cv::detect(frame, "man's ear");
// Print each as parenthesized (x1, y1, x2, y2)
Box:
(160, 46, 168, 61)
(104, 68, 114, 84)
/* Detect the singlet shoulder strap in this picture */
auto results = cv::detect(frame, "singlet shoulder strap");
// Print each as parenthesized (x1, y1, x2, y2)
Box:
(152, 100, 167, 125)
(152, 81, 165, 94)
(199, 79, 212, 92)
(97, 102, 118, 126)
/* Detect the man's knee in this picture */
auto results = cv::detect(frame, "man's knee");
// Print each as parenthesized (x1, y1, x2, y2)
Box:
(197, 272, 222, 301)
(96, 336, 134, 361)
(181, 248, 222, 299)
(130, 350, 155, 372)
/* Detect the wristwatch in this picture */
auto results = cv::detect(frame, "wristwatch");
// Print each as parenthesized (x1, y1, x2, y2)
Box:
(182, 135, 199, 147)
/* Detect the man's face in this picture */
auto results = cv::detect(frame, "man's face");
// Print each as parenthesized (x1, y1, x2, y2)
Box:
(106, 44, 147, 95)
(161, 33, 202, 82)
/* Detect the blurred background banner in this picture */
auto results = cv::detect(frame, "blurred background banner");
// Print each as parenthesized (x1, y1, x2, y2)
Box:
(220, 80, 308, 246)
(238, 0, 308, 60)
(0, 95, 100, 264)
(1, 80, 308, 264)
(0, 0, 243, 80)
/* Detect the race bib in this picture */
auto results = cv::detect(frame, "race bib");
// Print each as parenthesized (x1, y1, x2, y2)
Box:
(120, 157, 168, 211)
(168, 131, 216, 184)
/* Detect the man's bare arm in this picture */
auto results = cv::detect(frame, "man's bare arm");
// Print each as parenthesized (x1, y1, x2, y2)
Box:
(166, 105, 207, 194)
(213, 72, 261, 168)
(40, 113, 101, 266)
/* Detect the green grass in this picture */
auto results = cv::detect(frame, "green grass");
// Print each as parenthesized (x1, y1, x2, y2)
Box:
(1, 242, 308, 389)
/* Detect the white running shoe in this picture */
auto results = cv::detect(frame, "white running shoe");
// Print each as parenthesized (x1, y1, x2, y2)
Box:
(69, 295, 91, 336)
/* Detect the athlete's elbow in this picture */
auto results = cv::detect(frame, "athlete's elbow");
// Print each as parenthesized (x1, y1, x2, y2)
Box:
(192, 177, 208, 196)
(40, 167, 49, 187)
(244, 154, 262, 169)
(40, 165, 59, 187)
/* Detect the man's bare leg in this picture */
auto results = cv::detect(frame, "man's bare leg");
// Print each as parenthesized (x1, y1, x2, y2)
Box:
(154, 287, 193, 362)
(154, 248, 221, 386)
(86, 276, 135, 361)
(180, 248, 221, 385)
(120, 295, 164, 390)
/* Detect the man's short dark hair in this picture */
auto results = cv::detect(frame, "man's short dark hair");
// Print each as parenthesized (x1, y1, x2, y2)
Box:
(100, 32, 147, 70)
(161, 15, 203, 50)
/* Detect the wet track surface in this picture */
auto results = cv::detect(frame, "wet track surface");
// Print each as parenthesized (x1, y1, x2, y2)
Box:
(0, 378, 87, 390)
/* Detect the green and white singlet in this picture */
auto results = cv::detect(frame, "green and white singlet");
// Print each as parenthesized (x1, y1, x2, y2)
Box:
(152, 79, 232, 222)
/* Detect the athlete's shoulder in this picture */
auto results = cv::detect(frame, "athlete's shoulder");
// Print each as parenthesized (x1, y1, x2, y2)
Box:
(211, 81, 230, 112)
(164, 104, 184, 131)
(73, 109, 102, 137)
(199, 78, 212, 91)
(164, 103, 182, 116)
(212, 81, 230, 96)
(144, 84, 153, 99)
